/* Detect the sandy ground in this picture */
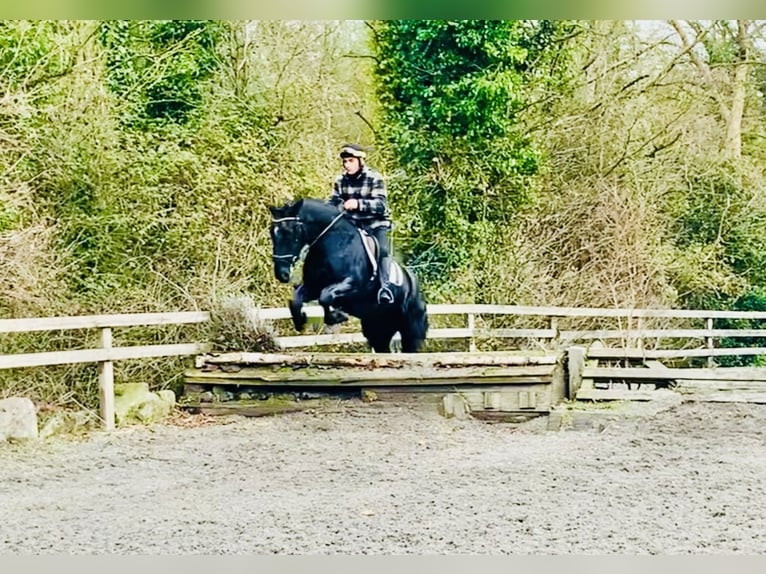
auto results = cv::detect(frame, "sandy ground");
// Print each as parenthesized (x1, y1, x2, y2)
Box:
(1, 398, 766, 555)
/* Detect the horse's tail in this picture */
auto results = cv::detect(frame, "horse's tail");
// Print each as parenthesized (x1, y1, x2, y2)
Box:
(400, 267, 429, 352)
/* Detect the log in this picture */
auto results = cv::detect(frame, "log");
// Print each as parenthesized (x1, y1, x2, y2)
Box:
(184, 363, 556, 387)
(469, 411, 546, 423)
(195, 351, 558, 369)
(679, 392, 766, 404)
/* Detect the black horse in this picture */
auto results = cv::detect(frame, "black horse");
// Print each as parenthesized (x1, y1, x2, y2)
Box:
(269, 198, 428, 353)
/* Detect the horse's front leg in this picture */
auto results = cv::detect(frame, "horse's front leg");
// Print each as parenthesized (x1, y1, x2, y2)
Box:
(319, 278, 357, 326)
(288, 284, 307, 331)
(323, 307, 349, 326)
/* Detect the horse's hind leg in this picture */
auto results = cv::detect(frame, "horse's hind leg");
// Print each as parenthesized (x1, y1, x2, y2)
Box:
(401, 333, 427, 353)
(399, 290, 428, 353)
(399, 317, 426, 352)
(289, 285, 307, 331)
(362, 321, 396, 353)
(367, 335, 392, 354)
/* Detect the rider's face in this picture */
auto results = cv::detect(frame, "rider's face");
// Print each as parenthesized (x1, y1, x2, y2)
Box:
(342, 157, 362, 175)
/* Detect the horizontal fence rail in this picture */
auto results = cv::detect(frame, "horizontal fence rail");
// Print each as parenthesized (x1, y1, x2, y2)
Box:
(249, 304, 766, 354)
(0, 344, 206, 370)
(1, 311, 211, 430)
(0, 311, 211, 334)
(250, 303, 766, 321)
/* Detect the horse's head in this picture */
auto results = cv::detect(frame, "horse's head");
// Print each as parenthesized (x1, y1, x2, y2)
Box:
(269, 200, 305, 283)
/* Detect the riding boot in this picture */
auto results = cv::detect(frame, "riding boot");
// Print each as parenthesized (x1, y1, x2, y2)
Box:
(377, 256, 394, 305)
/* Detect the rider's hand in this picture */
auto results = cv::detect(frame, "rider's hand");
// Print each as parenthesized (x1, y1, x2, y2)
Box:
(343, 198, 359, 211)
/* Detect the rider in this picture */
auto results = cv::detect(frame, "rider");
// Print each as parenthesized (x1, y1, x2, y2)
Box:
(328, 143, 395, 305)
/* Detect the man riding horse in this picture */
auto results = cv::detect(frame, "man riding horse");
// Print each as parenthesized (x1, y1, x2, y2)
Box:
(328, 143, 394, 305)
(269, 196, 428, 352)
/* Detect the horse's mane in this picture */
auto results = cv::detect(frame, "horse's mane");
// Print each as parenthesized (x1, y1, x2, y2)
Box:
(298, 197, 337, 214)
(294, 197, 351, 225)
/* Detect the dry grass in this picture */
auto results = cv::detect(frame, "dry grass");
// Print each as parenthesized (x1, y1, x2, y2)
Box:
(206, 294, 281, 353)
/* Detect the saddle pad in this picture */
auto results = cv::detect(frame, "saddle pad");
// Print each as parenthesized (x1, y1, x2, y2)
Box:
(359, 230, 378, 273)
(357, 229, 403, 286)
(388, 260, 404, 286)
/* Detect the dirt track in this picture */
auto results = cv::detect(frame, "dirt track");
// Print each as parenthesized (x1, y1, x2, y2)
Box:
(1, 398, 766, 554)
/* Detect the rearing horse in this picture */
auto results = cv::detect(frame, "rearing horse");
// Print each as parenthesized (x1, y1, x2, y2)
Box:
(269, 198, 428, 353)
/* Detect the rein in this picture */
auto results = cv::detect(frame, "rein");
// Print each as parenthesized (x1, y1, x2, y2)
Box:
(271, 209, 346, 262)
(308, 210, 346, 248)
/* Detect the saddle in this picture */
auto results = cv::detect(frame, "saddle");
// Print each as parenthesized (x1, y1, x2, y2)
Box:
(357, 229, 403, 286)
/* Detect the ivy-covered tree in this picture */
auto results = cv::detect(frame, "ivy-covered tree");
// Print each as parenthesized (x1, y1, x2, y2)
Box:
(99, 20, 225, 126)
(372, 20, 572, 290)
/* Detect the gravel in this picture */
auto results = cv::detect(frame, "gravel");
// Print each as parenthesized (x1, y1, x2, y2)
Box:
(2, 399, 766, 555)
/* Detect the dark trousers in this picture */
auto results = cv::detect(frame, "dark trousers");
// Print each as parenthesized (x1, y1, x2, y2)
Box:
(370, 226, 390, 260)
(364, 225, 391, 290)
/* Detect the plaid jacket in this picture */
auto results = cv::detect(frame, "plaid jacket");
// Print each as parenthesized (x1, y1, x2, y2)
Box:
(329, 166, 391, 229)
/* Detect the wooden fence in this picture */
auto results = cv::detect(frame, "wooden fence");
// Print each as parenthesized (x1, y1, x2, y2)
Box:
(254, 303, 766, 403)
(252, 303, 766, 356)
(4, 304, 766, 430)
(0, 312, 211, 430)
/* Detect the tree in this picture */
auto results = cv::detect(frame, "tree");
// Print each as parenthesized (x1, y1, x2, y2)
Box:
(99, 20, 225, 126)
(513, 20, 766, 311)
(668, 20, 764, 159)
(372, 20, 573, 295)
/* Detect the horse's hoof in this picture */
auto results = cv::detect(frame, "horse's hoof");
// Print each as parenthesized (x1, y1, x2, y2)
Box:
(288, 299, 307, 330)
(325, 309, 349, 325)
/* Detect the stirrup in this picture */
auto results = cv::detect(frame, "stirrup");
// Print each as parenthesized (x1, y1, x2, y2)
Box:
(377, 285, 394, 305)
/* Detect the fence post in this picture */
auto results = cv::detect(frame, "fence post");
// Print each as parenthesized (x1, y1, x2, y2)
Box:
(98, 327, 115, 430)
(706, 317, 715, 368)
(550, 316, 559, 349)
(567, 346, 585, 400)
(467, 312, 477, 352)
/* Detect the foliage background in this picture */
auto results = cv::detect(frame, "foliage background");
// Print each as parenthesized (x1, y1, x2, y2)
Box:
(3, 19, 766, 407)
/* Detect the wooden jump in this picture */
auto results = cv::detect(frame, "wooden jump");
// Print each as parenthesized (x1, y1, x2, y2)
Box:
(184, 304, 766, 416)
(183, 350, 567, 419)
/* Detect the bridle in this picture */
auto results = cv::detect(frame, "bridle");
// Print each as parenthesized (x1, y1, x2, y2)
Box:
(271, 210, 346, 264)
(270, 216, 303, 264)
